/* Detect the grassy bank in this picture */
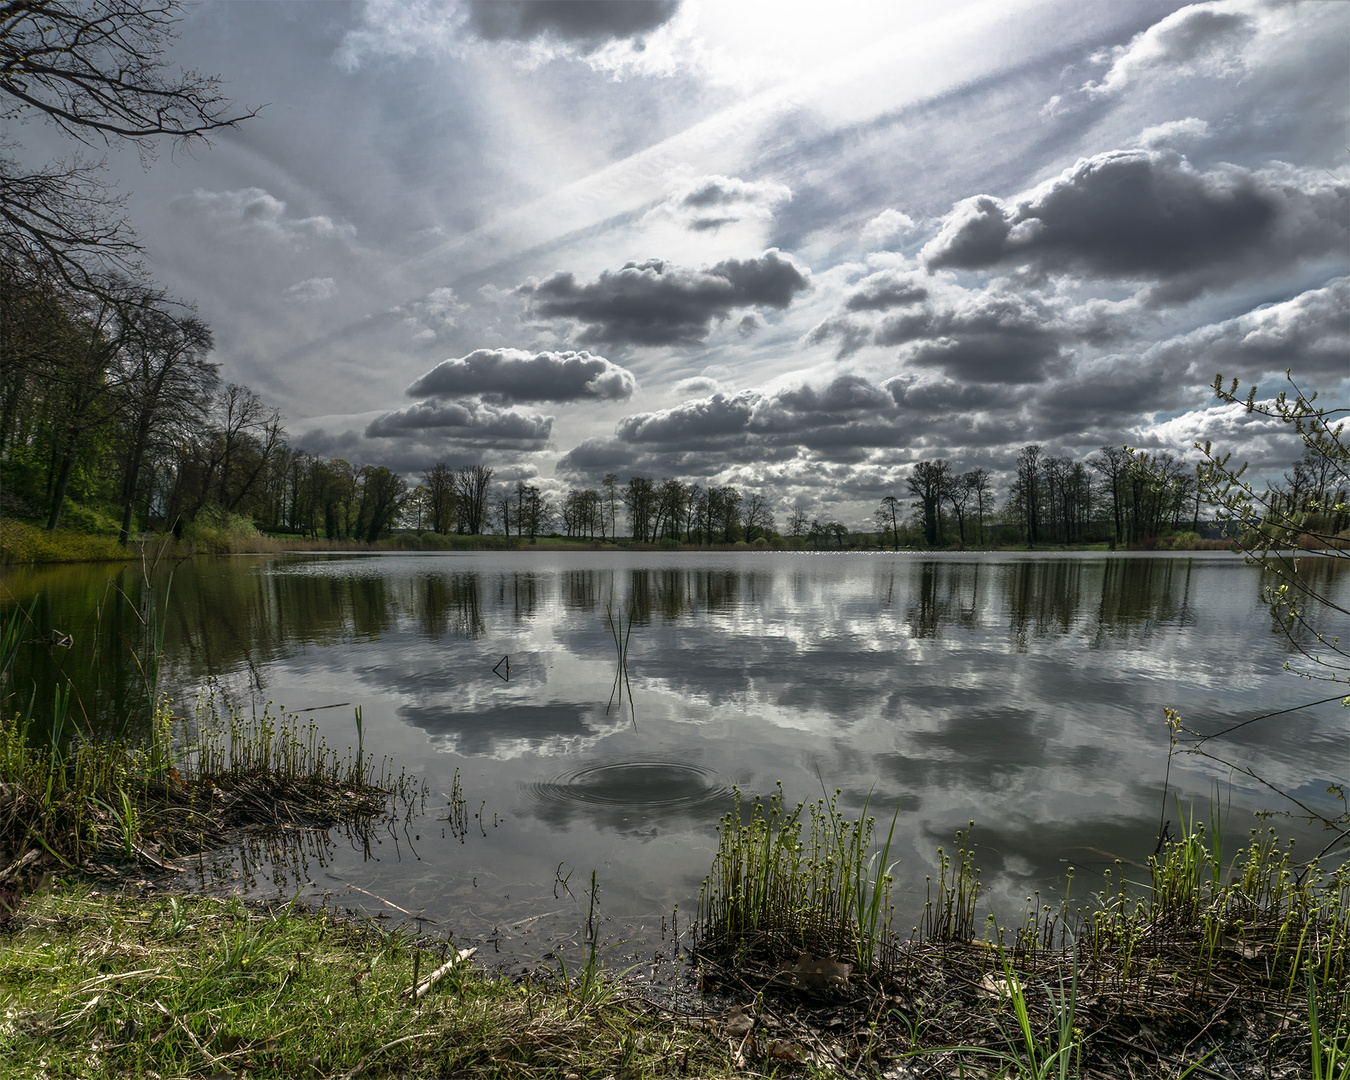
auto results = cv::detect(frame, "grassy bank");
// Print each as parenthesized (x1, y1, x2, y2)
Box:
(0, 887, 740, 1080)
(1, 785, 1347, 1077)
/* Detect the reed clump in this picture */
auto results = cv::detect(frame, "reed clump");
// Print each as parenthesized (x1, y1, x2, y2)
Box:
(695, 783, 901, 982)
(0, 689, 398, 883)
(693, 788, 1349, 1077)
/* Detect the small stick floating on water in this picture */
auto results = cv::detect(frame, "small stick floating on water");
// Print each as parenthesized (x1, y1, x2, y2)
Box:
(492, 655, 510, 681)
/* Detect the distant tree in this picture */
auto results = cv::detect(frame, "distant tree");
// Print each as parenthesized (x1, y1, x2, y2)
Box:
(742, 490, 774, 543)
(356, 465, 406, 542)
(878, 494, 902, 550)
(422, 460, 458, 534)
(602, 472, 619, 541)
(455, 463, 493, 534)
(787, 502, 809, 541)
(519, 484, 551, 542)
(1088, 445, 1127, 542)
(944, 473, 973, 547)
(713, 485, 742, 543)
(1011, 445, 1042, 546)
(907, 459, 949, 547)
(963, 469, 993, 547)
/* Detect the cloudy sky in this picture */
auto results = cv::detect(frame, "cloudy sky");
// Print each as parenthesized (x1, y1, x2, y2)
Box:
(26, 0, 1348, 523)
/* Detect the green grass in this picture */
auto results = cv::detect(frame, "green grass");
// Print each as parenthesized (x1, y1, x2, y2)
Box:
(0, 518, 133, 564)
(0, 887, 741, 1080)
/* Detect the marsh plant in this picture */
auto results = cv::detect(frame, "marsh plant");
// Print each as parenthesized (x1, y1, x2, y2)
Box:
(604, 600, 636, 719)
(696, 782, 901, 980)
(0, 683, 395, 874)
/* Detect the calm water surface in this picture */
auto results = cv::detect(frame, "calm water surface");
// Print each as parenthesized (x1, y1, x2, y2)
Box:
(6, 551, 1347, 970)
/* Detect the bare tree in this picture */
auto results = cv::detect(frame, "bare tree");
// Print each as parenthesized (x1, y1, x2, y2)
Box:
(0, 0, 261, 284)
(742, 490, 774, 543)
(963, 469, 993, 547)
(455, 463, 492, 534)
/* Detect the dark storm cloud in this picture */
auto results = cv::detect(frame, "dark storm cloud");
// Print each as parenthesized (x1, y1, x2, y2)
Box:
(775, 374, 894, 413)
(569, 375, 935, 474)
(296, 427, 524, 476)
(406, 348, 636, 403)
(1146, 277, 1350, 382)
(519, 249, 811, 347)
(365, 400, 552, 443)
(812, 288, 1067, 384)
(463, 1, 679, 45)
(922, 150, 1347, 303)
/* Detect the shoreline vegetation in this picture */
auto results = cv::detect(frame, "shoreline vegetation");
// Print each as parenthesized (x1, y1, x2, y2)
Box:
(0, 690, 1345, 1078)
(0, 773, 1346, 1077)
(1, 513, 1264, 566)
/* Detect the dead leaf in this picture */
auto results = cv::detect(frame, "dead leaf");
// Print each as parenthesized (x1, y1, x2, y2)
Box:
(764, 1038, 803, 1062)
(778, 951, 851, 988)
(724, 1006, 754, 1038)
(977, 972, 1012, 999)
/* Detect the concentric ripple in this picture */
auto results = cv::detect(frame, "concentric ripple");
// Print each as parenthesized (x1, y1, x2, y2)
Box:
(523, 760, 734, 821)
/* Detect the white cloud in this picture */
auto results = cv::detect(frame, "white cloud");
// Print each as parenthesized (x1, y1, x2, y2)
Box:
(1136, 117, 1210, 149)
(1084, 1, 1257, 96)
(171, 188, 355, 245)
(861, 208, 916, 248)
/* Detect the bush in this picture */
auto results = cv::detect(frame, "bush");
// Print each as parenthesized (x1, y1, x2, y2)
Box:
(0, 519, 130, 564)
(58, 502, 122, 535)
(181, 511, 280, 554)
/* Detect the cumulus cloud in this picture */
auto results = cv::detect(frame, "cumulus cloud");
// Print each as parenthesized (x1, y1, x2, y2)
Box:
(1146, 278, 1350, 382)
(1084, 1, 1256, 96)
(365, 399, 553, 444)
(646, 174, 791, 232)
(464, 0, 679, 46)
(170, 188, 355, 244)
(519, 249, 812, 346)
(284, 277, 337, 302)
(811, 279, 1071, 384)
(921, 150, 1346, 303)
(841, 269, 929, 312)
(861, 209, 916, 247)
(406, 348, 637, 403)
(557, 371, 1025, 483)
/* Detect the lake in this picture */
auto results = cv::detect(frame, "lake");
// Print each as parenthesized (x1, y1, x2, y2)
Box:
(5, 550, 1346, 973)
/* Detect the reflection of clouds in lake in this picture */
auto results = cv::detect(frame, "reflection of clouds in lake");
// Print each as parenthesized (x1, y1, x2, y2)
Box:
(402, 699, 609, 758)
